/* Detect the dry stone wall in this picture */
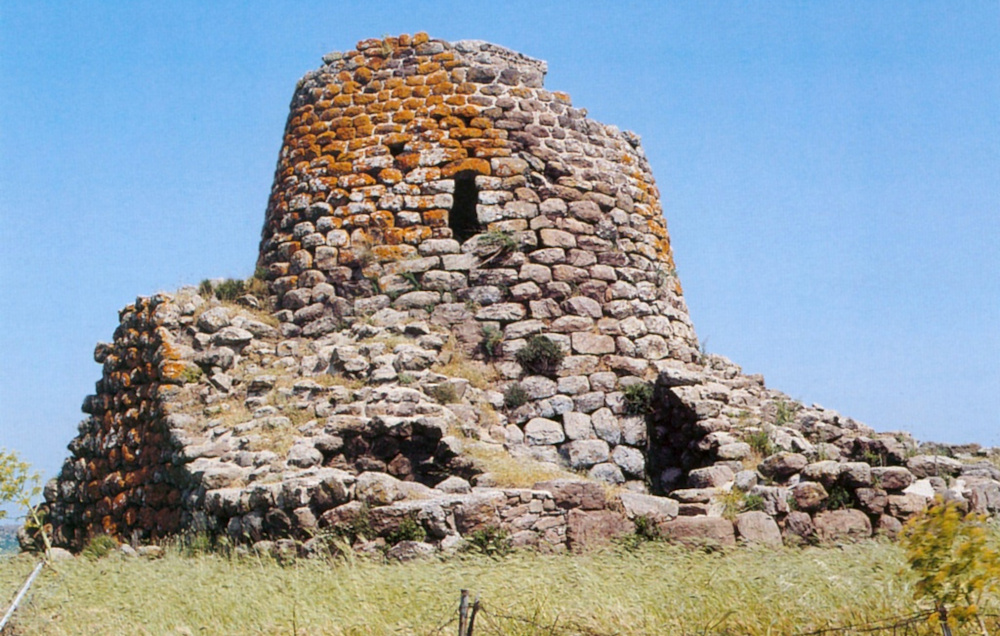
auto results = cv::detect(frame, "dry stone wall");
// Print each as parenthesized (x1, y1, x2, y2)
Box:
(255, 33, 699, 494)
(34, 34, 1000, 557)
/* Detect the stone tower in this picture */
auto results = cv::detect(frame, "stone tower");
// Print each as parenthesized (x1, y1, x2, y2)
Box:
(35, 34, 999, 554)
(259, 34, 697, 359)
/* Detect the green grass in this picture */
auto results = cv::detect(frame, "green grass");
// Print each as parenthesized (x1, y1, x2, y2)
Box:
(4, 540, 996, 635)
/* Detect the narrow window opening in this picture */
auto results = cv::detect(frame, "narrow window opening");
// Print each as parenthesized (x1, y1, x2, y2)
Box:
(450, 171, 481, 243)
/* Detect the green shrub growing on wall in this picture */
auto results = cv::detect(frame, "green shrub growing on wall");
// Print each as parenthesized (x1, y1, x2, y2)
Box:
(503, 383, 529, 410)
(480, 325, 504, 359)
(622, 382, 654, 415)
(214, 278, 246, 302)
(386, 515, 427, 545)
(515, 336, 564, 377)
(465, 525, 512, 557)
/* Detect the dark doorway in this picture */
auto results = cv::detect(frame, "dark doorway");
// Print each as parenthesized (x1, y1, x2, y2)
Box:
(450, 171, 481, 242)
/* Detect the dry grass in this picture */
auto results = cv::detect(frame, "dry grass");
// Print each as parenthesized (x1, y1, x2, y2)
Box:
(4, 540, 994, 635)
(463, 444, 579, 488)
(314, 373, 366, 391)
(430, 352, 497, 390)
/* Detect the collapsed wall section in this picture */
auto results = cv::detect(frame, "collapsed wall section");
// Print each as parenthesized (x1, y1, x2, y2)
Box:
(44, 295, 188, 548)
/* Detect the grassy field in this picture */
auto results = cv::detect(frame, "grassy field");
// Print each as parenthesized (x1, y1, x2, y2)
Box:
(4, 539, 996, 636)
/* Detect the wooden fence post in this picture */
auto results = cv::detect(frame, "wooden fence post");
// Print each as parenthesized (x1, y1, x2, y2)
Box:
(458, 589, 469, 636)
(938, 606, 953, 636)
(467, 595, 480, 636)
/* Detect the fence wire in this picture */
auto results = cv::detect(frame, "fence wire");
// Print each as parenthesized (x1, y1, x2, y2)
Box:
(431, 593, 1000, 636)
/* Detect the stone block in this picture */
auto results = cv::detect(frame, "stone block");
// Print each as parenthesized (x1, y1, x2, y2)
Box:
(734, 511, 782, 547)
(658, 517, 736, 548)
(814, 509, 872, 543)
(566, 509, 631, 552)
(524, 418, 565, 445)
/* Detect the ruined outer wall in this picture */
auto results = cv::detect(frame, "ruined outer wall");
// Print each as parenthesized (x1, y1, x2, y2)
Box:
(46, 296, 189, 548)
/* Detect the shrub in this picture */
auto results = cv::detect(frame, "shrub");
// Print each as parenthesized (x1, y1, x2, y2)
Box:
(743, 493, 766, 512)
(214, 278, 246, 302)
(197, 279, 214, 298)
(177, 531, 216, 557)
(480, 325, 504, 359)
(427, 382, 459, 404)
(825, 484, 853, 510)
(633, 514, 661, 541)
(515, 336, 564, 377)
(179, 365, 203, 384)
(622, 382, 654, 416)
(718, 489, 767, 521)
(331, 506, 372, 543)
(244, 276, 269, 302)
(618, 515, 662, 552)
(400, 271, 421, 290)
(861, 448, 885, 467)
(0, 448, 38, 521)
(503, 383, 529, 410)
(465, 525, 512, 557)
(82, 534, 118, 561)
(397, 373, 416, 385)
(900, 498, 1000, 632)
(774, 399, 797, 427)
(386, 515, 426, 545)
(746, 429, 775, 457)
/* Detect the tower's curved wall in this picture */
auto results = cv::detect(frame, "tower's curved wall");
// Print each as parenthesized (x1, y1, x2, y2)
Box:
(258, 34, 697, 365)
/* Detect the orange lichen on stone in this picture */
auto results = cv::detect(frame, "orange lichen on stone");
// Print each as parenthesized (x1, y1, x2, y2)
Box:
(402, 226, 432, 243)
(371, 244, 416, 262)
(442, 158, 491, 177)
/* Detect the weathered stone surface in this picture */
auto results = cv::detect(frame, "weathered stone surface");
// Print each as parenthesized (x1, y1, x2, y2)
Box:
(658, 516, 736, 547)
(562, 411, 594, 440)
(45, 36, 999, 559)
(783, 511, 816, 544)
(907, 455, 963, 479)
(618, 492, 679, 521)
(566, 509, 631, 552)
(534, 479, 606, 510)
(588, 462, 625, 485)
(562, 439, 611, 469)
(355, 472, 406, 506)
(840, 462, 873, 487)
(385, 540, 435, 561)
(734, 511, 782, 547)
(813, 509, 872, 543)
(887, 493, 928, 519)
(791, 481, 828, 512)
(759, 453, 808, 480)
(570, 332, 615, 355)
(872, 466, 913, 490)
(453, 493, 504, 534)
(611, 446, 645, 477)
(524, 418, 565, 445)
(687, 465, 734, 489)
(802, 461, 842, 487)
(854, 488, 888, 515)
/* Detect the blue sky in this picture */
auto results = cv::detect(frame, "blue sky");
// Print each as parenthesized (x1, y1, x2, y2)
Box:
(1, 1, 998, 506)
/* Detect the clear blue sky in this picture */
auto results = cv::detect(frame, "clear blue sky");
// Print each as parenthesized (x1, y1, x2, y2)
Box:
(1, 2, 998, 504)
